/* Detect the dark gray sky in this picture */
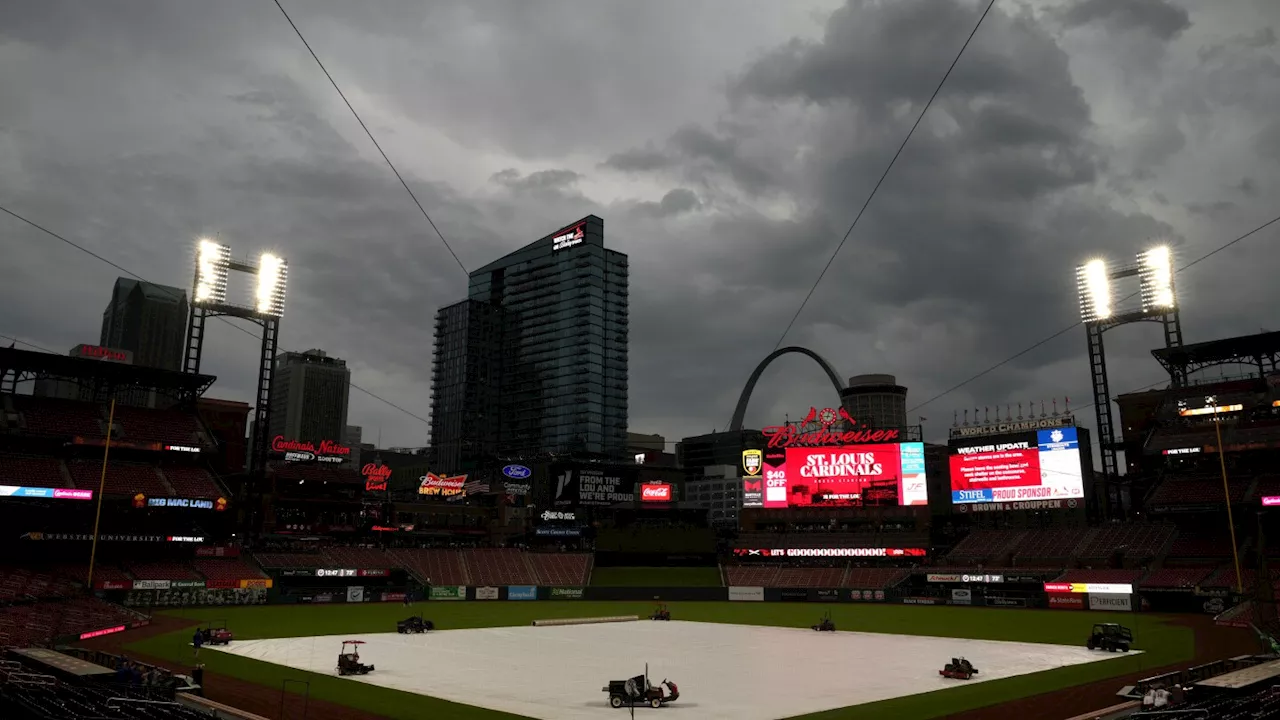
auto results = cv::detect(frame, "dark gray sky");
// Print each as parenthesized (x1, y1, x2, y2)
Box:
(2, 0, 1278, 457)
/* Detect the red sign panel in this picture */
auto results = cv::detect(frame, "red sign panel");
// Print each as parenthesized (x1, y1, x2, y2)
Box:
(362, 463, 391, 492)
(782, 446, 904, 507)
(761, 407, 901, 449)
(1047, 592, 1084, 610)
(79, 625, 126, 640)
(640, 484, 672, 502)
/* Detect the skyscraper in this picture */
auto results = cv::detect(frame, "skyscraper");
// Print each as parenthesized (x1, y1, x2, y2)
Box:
(267, 349, 351, 446)
(100, 277, 188, 371)
(430, 215, 629, 472)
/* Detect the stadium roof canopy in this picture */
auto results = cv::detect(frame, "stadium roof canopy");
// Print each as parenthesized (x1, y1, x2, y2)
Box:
(0, 347, 216, 399)
(1152, 330, 1280, 380)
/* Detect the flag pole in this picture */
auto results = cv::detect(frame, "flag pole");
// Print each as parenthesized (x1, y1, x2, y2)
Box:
(87, 397, 117, 591)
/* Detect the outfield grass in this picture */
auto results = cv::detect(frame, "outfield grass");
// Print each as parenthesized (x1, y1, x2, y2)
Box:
(589, 566, 723, 586)
(130, 602, 1192, 720)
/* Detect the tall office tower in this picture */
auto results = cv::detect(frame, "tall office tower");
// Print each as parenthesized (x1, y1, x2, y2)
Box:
(429, 215, 629, 472)
(100, 277, 188, 371)
(267, 349, 352, 446)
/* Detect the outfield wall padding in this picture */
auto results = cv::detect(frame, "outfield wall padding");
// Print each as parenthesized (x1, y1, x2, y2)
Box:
(532, 615, 639, 627)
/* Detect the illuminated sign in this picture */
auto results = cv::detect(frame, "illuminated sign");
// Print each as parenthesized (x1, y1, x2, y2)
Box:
(73, 344, 132, 364)
(418, 472, 467, 496)
(272, 436, 350, 464)
(0, 486, 93, 500)
(950, 428, 1083, 505)
(949, 415, 1075, 440)
(165, 444, 202, 453)
(551, 222, 585, 251)
(1042, 582, 1133, 594)
(1179, 403, 1243, 417)
(362, 463, 391, 492)
(167, 536, 206, 543)
(742, 449, 762, 476)
(732, 547, 926, 558)
(501, 464, 532, 480)
(1162, 447, 1201, 455)
(79, 625, 127, 640)
(316, 568, 356, 578)
(540, 510, 575, 522)
(1263, 496, 1280, 507)
(640, 484, 672, 502)
(762, 407, 900, 449)
(147, 497, 216, 509)
(634, 453, 646, 465)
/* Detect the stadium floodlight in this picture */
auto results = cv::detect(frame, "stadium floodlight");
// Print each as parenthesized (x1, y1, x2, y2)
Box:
(1075, 259, 1111, 322)
(255, 252, 288, 317)
(194, 239, 231, 305)
(1138, 245, 1175, 312)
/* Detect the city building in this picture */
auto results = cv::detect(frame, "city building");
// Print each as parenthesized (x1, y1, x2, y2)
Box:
(100, 277, 188, 372)
(676, 429, 765, 474)
(267, 349, 351, 447)
(685, 465, 743, 529)
(627, 432, 676, 466)
(840, 373, 908, 431)
(430, 215, 629, 473)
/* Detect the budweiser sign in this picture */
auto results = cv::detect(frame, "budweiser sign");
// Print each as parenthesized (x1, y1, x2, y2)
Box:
(762, 407, 900, 449)
(363, 464, 391, 492)
(640, 483, 672, 502)
(419, 472, 467, 497)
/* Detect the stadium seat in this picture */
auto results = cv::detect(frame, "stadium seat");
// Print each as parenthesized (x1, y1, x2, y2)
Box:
(252, 552, 325, 569)
(386, 548, 468, 585)
(528, 553, 591, 585)
(158, 466, 224, 498)
(65, 460, 171, 497)
(463, 549, 537, 585)
(321, 546, 397, 570)
(0, 454, 69, 489)
(0, 568, 79, 602)
(126, 561, 202, 581)
(1012, 527, 1093, 564)
(1140, 567, 1213, 589)
(1076, 524, 1175, 563)
(193, 558, 268, 584)
(944, 529, 1026, 564)
(111, 405, 204, 446)
(9, 396, 105, 438)
(1054, 568, 1144, 584)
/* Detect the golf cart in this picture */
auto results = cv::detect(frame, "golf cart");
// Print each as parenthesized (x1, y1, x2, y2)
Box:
(200, 620, 233, 646)
(397, 615, 434, 633)
(812, 611, 836, 632)
(940, 657, 979, 680)
(1086, 623, 1132, 652)
(649, 603, 671, 621)
(603, 665, 679, 709)
(336, 640, 375, 676)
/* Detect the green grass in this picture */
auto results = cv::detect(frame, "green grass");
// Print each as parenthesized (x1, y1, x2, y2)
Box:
(128, 603, 1192, 720)
(589, 566, 723, 586)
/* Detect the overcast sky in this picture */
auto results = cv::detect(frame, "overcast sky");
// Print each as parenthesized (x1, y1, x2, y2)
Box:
(2, 0, 1278, 459)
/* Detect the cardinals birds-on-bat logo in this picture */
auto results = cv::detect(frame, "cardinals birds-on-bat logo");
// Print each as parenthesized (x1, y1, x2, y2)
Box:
(802, 406, 858, 429)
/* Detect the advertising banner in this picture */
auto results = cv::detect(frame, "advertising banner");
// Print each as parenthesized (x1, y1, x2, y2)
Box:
(766, 443, 928, 508)
(779, 589, 808, 601)
(1047, 593, 1085, 610)
(550, 587, 584, 600)
(640, 484, 672, 502)
(902, 597, 940, 605)
(927, 574, 961, 583)
(950, 428, 1084, 504)
(961, 574, 1004, 584)
(951, 589, 973, 605)
(429, 585, 466, 601)
(985, 597, 1027, 608)
(121, 587, 267, 608)
(733, 547, 926, 559)
(1044, 582, 1134, 595)
(816, 589, 840, 602)
(347, 586, 365, 603)
(1088, 593, 1132, 612)
(195, 546, 240, 558)
(171, 580, 206, 589)
(239, 578, 272, 589)
(133, 580, 171, 591)
(507, 586, 538, 600)
(850, 590, 887, 602)
(476, 586, 499, 600)
(728, 586, 765, 602)
(381, 592, 407, 603)
(552, 466, 637, 507)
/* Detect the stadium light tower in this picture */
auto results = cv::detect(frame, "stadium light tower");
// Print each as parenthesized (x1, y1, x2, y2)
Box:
(185, 240, 289, 479)
(1074, 246, 1183, 519)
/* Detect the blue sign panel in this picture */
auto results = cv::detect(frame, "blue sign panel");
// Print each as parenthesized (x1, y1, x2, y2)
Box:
(502, 464, 532, 479)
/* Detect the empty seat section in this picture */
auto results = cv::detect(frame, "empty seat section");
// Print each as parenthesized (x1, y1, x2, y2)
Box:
(1140, 567, 1213, 588)
(160, 467, 223, 498)
(193, 558, 268, 584)
(845, 567, 909, 588)
(253, 552, 323, 569)
(1054, 568, 1143, 584)
(945, 529, 1024, 563)
(0, 454, 68, 488)
(463, 549, 536, 585)
(774, 567, 843, 587)
(1077, 524, 1174, 561)
(1012, 527, 1091, 563)
(66, 460, 169, 496)
(0, 568, 78, 601)
(528, 553, 590, 586)
(321, 547, 397, 570)
(56, 564, 131, 588)
(112, 405, 203, 445)
(1168, 529, 1234, 558)
(387, 549, 467, 585)
(126, 561, 201, 581)
(11, 396, 104, 438)
(724, 565, 779, 587)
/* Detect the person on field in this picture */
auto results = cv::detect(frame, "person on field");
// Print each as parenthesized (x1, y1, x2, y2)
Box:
(192, 628, 204, 657)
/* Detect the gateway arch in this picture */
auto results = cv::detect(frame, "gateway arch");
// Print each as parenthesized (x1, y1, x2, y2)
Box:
(728, 346, 845, 432)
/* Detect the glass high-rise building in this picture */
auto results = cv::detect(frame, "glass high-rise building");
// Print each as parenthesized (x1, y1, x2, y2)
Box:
(429, 215, 629, 472)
